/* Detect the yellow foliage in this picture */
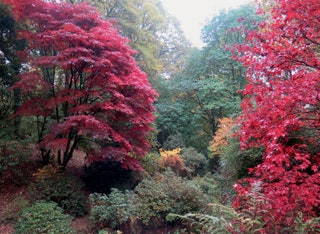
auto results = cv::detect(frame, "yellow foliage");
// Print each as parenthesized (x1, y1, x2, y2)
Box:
(159, 148, 181, 157)
(209, 118, 235, 157)
(158, 148, 186, 176)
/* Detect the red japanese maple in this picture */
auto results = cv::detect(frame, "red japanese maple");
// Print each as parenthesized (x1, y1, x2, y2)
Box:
(5, 0, 157, 169)
(233, 0, 320, 230)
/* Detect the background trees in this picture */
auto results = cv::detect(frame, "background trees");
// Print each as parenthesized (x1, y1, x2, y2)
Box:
(5, 0, 157, 169)
(156, 4, 260, 153)
(90, 0, 167, 77)
(68, 0, 190, 82)
(0, 3, 25, 133)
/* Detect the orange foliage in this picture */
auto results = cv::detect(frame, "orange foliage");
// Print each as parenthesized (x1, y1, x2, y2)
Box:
(32, 164, 64, 180)
(209, 118, 235, 157)
(157, 148, 186, 176)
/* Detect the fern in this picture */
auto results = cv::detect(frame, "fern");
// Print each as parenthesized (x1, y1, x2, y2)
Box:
(167, 202, 265, 234)
(294, 213, 320, 234)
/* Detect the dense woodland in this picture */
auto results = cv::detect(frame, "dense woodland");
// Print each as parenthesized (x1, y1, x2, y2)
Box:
(0, 0, 319, 233)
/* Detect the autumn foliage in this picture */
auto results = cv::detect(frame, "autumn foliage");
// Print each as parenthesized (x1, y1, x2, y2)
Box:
(158, 148, 186, 176)
(209, 117, 235, 157)
(4, 0, 157, 169)
(233, 0, 320, 230)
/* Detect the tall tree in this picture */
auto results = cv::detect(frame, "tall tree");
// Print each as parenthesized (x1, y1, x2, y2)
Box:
(157, 15, 191, 79)
(69, 0, 190, 81)
(102, 0, 165, 77)
(6, 0, 157, 169)
(201, 4, 261, 91)
(233, 0, 320, 230)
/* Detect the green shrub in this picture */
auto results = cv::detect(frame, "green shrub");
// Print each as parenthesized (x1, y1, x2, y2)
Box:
(220, 137, 263, 180)
(134, 170, 207, 226)
(89, 188, 137, 229)
(14, 201, 75, 234)
(140, 152, 161, 176)
(192, 174, 219, 201)
(180, 147, 208, 177)
(193, 173, 237, 205)
(28, 169, 88, 217)
(134, 177, 171, 226)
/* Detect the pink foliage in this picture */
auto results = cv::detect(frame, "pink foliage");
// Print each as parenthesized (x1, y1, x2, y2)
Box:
(4, 0, 157, 169)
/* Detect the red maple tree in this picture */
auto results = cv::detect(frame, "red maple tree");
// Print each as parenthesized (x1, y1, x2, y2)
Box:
(233, 0, 320, 230)
(5, 0, 157, 170)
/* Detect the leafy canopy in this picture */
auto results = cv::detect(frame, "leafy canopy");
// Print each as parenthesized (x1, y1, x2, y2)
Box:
(5, 0, 157, 169)
(233, 0, 320, 230)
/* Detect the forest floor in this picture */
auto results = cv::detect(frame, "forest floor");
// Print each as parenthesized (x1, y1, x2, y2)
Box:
(0, 151, 96, 234)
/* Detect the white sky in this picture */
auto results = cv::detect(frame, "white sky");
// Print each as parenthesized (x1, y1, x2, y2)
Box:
(160, 0, 251, 47)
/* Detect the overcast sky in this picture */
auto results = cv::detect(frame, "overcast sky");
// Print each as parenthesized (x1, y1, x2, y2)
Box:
(160, 0, 252, 47)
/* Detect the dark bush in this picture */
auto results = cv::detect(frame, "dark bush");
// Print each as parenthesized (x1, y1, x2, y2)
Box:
(162, 133, 185, 150)
(83, 160, 134, 194)
(0, 141, 30, 184)
(220, 137, 263, 180)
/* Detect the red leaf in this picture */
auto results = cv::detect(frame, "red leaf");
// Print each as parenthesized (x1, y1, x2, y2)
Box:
(9, 0, 157, 170)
